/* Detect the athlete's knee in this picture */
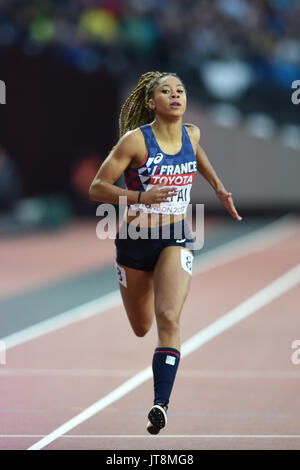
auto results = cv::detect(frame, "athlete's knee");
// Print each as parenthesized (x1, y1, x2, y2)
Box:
(133, 324, 151, 338)
(135, 329, 148, 338)
(130, 317, 153, 337)
(156, 309, 180, 334)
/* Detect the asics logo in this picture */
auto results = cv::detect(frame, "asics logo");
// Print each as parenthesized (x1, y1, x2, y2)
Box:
(176, 238, 186, 243)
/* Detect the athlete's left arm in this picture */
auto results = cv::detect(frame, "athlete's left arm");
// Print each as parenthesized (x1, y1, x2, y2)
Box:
(188, 124, 243, 221)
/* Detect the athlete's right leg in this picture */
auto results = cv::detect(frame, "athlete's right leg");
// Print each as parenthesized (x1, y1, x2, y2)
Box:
(116, 262, 155, 337)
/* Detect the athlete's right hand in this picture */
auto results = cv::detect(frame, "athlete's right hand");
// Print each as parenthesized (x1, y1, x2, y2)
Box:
(139, 184, 178, 205)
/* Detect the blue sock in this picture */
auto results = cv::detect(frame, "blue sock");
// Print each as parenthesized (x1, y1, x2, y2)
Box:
(152, 347, 181, 407)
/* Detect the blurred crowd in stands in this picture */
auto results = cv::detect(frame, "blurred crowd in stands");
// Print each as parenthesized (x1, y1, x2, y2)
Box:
(0, 0, 299, 87)
(0, 0, 299, 226)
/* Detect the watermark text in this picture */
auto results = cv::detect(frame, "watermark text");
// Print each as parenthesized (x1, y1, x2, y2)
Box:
(291, 80, 300, 105)
(291, 339, 300, 365)
(95, 197, 204, 251)
(0, 80, 6, 104)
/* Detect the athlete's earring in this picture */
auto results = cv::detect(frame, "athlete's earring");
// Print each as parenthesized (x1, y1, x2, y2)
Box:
(147, 101, 155, 111)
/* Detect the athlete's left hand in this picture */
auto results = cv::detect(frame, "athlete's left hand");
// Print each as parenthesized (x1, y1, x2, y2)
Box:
(215, 188, 243, 221)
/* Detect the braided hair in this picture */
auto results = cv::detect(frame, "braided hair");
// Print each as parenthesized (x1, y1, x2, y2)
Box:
(119, 71, 183, 138)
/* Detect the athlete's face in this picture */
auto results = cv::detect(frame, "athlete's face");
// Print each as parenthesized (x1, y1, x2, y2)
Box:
(148, 76, 187, 118)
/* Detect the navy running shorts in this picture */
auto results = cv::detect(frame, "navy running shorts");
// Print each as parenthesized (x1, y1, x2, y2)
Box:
(114, 218, 195, 271)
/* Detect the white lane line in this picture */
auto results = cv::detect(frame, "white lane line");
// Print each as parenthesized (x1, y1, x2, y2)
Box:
(181, 263, 300, 357)
(0, 369, 139, 377)
(3, 434, 300, 439)
(192, 213, 298, 275)
(2, 290, 121, 350)
(1, 369, 300, 379)
(2, 213, 297, 351)
(0, 435, 45, 438)
(27, 262, 300, 450)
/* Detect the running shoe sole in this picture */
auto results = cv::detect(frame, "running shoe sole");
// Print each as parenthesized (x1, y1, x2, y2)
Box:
(146, 405, 168, 435)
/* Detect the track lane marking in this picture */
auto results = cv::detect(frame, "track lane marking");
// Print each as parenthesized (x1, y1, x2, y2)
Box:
(27, 262, 300, 450)
(3, 434, 300, 439)
(2, 214, 298, 351)
(1, 369, 300, 378)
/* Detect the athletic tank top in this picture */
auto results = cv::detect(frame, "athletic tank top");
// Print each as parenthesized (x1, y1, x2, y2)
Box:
(124, 124, 197, 215)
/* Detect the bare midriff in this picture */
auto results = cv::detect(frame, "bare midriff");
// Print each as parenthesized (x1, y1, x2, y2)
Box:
(124, 207, 185, 228)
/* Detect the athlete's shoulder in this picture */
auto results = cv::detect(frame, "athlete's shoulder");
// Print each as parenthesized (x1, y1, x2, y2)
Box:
(116, 127, 146, 158)
(120, 127, 144, 143)
(184, 123, 201, 143)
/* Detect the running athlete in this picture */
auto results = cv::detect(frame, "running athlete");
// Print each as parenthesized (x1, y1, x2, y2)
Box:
(89, 71, 242, 434)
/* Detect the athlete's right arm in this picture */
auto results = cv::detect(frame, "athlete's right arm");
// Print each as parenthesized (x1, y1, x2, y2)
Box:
(89, 130, 177, 205)
(89, 130, 142, 204)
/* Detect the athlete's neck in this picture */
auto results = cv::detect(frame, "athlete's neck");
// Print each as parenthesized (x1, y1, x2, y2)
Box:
(150, 117, 183, 144)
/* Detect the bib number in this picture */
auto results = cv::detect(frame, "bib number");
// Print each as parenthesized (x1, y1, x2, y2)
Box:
(181, 249, 193, 276)
(115, 262, 127, 288)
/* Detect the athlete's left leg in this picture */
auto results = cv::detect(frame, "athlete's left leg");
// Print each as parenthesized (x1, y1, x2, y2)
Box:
(153, 245, 193, 350)
(146, 245, 193, 434)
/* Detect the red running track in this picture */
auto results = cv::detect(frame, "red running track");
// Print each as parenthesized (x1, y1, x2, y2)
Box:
(0, 217, 299, 450)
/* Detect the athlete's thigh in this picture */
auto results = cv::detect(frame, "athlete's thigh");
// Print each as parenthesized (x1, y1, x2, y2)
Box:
(115, 262, 155, 333)
(153, 246, 193, 317)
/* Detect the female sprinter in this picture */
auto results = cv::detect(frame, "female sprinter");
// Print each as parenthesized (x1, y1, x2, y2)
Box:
(89, 71, 242, 434)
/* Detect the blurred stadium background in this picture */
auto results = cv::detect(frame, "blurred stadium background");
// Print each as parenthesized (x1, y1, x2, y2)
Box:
(0, 0, 299, 236)
(1, 2, 300, 451)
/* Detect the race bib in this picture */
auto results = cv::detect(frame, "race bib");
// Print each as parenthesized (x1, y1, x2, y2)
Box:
(115, 262, 127, 287)
(180, 249, 194, 276)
